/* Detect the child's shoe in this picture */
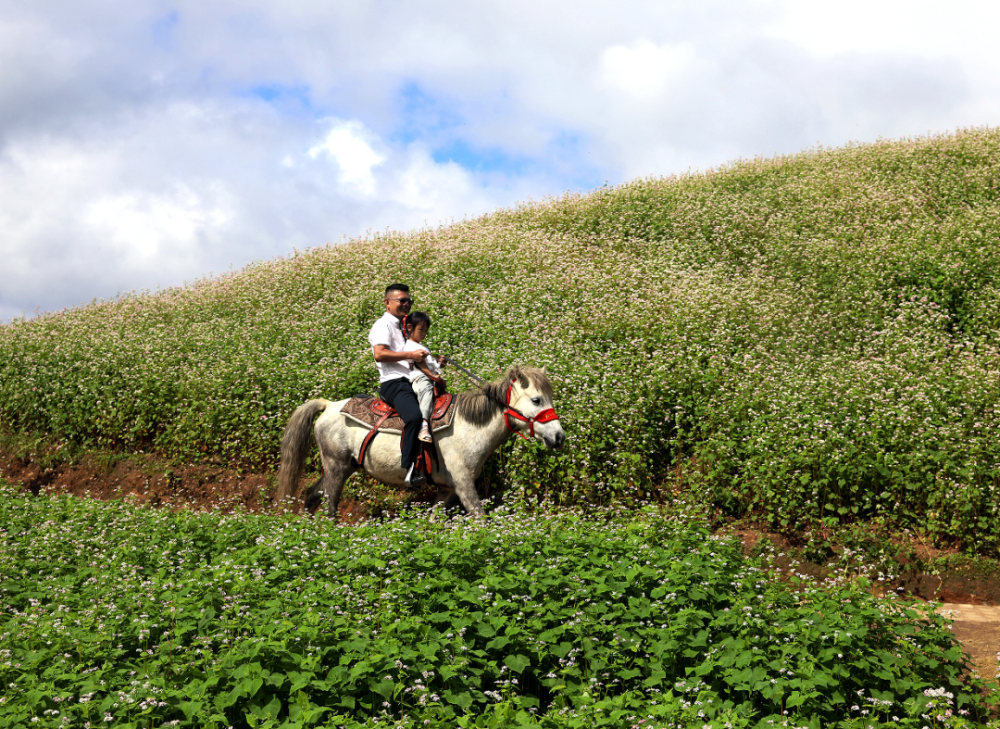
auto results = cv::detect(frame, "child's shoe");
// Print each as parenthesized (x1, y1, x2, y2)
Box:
(419, 421, 433, 442)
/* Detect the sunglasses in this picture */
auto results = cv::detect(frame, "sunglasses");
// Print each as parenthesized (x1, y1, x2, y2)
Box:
(389, 297, 412, 305)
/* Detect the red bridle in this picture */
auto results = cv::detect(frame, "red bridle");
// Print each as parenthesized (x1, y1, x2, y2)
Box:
(503, 382, 560, 440)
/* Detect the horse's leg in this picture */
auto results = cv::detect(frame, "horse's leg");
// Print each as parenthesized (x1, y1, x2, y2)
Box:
(427, 484, 453, 523)
(451, 472, 484, 517)
(322, 459, 357, 518)
(433, 485, 453, 508)
(303, 475, 326, 514)
(308, 411, 361, 519)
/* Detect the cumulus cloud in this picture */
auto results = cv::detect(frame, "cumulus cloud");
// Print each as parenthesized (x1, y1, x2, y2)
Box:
(0, 103, 518, 320)
(598, 40, 698, 103)
(308, 121, 385, 197)
(1, 0, 999, 320)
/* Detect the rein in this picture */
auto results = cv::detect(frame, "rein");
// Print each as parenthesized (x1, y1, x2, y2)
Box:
(443, 356, 487, 386)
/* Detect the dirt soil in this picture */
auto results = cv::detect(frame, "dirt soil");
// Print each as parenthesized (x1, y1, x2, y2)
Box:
(935, 605, 1000, 680)
(0, 446, 371, 521)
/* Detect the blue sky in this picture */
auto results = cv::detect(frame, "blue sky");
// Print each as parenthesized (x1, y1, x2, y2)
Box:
(1, 0, 999, 320)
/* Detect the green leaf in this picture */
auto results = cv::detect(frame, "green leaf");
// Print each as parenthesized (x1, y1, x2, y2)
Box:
(444, 690, 474, 711)
(504, 654, 531, 673)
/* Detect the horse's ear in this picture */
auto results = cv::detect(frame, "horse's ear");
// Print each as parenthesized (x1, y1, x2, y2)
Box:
(509, 365, 521, 384)
(517, 369, 530, 389)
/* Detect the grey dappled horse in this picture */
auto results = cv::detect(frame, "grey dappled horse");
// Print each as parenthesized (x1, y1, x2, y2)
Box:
(276, 367, 565, 517)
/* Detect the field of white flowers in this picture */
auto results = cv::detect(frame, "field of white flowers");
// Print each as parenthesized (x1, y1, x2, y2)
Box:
(2, 128, 1000, 549)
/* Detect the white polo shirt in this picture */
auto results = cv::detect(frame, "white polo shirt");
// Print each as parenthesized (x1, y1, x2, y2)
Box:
(368, 311, 411, 383)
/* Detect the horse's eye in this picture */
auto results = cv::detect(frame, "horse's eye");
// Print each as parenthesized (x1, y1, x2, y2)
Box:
(531, 397, 541, 405)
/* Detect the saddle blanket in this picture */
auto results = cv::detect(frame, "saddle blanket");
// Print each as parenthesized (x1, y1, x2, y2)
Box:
(339, 393, 455, 435)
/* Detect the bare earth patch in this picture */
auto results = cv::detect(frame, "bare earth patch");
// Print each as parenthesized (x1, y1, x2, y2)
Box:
(937, 604, 1000, 680)
(0, 446, 369, 521)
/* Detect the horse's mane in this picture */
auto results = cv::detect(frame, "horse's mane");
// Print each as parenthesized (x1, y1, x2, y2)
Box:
(455, 366, 553, 427)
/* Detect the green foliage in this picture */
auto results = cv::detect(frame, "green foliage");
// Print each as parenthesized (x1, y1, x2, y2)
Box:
(3, 129, 1000, 548)
(0, 482, 991, 728)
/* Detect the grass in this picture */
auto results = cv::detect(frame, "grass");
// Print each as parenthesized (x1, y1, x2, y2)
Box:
(2, 128, 1000, 553)
(0, 479, 992, 729)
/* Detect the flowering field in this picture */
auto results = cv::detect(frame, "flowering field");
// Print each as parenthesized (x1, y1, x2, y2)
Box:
(3, 128, 1000, 548)
(0, 481, 988, 728)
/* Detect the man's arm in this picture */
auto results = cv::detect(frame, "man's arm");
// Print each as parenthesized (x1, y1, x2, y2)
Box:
(373, 345, 424, 363)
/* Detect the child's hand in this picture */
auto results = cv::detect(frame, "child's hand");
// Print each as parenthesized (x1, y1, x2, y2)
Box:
(437, 355, 447, 367)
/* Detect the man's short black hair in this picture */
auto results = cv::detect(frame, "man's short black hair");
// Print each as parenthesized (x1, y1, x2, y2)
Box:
(385, 283, 409, 297)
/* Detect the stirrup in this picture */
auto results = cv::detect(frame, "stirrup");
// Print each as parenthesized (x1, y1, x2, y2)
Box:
(404, 463, 426, 489)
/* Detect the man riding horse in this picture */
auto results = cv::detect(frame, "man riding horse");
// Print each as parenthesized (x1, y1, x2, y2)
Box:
(368, 283, 444, 488)
(276, 286, 564, 517)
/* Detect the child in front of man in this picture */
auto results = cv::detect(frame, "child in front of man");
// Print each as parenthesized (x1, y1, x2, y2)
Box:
(402, 312, 446, 443)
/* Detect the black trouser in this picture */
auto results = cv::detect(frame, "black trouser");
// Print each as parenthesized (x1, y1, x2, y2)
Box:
(379, 378, 423, 469)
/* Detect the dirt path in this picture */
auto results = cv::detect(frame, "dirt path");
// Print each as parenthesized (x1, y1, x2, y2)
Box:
(938, 604, 1000, 679)
(0, 446, 374, 519)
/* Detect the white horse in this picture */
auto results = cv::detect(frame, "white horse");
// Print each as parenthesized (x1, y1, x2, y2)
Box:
(275, 367, 565, 517)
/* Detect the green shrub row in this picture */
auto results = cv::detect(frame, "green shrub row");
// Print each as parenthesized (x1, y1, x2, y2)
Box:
(0, 482, 987, 728)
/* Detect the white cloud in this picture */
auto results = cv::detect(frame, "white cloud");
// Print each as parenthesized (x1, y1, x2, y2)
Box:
(0, 103, 525, 319)
(83, 185, 236, 267)
(1, 0, 999, 320)
(308, 120, 384, 196)
(598, 40, 697, 103)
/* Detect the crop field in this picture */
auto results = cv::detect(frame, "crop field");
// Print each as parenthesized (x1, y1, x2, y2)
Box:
(4, 129, 1000, 727)
(3, 129, 1000, 551)
(1, 480, 991, 729)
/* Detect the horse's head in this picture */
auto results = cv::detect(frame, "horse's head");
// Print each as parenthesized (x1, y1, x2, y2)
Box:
(505, 367, 566, 449)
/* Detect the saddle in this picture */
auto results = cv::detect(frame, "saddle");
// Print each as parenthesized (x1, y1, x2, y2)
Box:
(340, 392, 455, 434)
(340, 392, 455, 471)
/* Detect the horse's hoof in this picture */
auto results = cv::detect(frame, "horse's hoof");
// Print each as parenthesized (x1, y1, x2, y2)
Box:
(305, 494, 323, 514)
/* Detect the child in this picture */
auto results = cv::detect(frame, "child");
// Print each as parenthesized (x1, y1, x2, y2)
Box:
(403, 311, 446, 443)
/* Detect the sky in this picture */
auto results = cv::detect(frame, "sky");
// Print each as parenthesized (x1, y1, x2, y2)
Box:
(2, 0, 999, 321)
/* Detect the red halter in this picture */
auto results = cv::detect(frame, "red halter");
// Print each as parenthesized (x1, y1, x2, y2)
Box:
(503, 381, 560, 440)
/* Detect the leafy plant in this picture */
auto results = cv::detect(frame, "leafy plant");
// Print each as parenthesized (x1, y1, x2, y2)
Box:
(0, 481, 990, 728)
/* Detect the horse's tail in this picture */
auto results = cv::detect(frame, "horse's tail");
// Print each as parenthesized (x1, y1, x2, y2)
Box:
(276, 399, 330, 502)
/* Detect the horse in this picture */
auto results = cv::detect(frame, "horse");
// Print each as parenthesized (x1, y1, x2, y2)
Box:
(275, 366, 565, 517)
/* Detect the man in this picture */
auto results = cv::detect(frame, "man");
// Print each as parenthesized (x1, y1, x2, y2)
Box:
(368, 283, 429, 487)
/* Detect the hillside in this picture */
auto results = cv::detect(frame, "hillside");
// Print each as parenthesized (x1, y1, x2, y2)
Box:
(3, 128, 1000, 549)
